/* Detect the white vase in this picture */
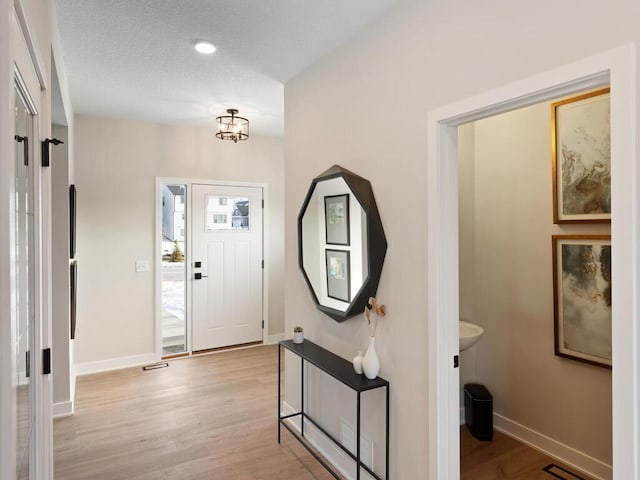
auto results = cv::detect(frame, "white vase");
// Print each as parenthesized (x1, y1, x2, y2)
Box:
(352, 351, 364, 374)
(293, 331, 304, 344)
(362, 336, 380, 380)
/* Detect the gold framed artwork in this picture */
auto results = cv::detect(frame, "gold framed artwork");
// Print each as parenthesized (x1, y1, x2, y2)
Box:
(551, 88, 611, 224)
(552, 235, 612, 369)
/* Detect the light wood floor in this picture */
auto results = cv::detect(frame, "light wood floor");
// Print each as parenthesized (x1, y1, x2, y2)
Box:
(54, 343, 596, 480)
(461, 427, 595, 480)
(54, 345, 334, 480)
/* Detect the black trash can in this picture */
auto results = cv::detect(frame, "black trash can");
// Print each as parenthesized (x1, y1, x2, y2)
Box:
(464, 383, 493, 441)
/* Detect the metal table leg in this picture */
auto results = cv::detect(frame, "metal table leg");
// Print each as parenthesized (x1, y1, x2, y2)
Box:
(386, 385, 390, 479)
(357, 390, 361, 480)
(278, 343, 281, 443)
(301, 356, 305, 437)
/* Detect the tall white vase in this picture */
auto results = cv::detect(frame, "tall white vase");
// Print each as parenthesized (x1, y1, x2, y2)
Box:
(362, 336, 380, 380)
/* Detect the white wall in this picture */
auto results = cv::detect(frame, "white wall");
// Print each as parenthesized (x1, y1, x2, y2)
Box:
(74, 115, 284, 365)
(51, 124, 74, 414)
(457, 122, 477, 410)
(284, 1, 640, 477)
(50, 0, 77, 419)
(459, 103, 612, 464)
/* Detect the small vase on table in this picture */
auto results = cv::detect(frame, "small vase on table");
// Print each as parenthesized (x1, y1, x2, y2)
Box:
(352, 351, 364, 374)
(362, 336, 380, 380)
(362, 297, 385, 380)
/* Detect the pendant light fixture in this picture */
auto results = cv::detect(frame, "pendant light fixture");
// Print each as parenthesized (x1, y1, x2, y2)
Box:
(216, 109, 249, 143)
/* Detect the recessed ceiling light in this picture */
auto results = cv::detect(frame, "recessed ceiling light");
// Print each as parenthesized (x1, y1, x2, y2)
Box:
(194, 41, 216, 55)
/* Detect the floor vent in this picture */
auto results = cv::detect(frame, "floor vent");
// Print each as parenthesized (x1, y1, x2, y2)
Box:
(142, 362, 169, 371)
(542, 463, 586, 480)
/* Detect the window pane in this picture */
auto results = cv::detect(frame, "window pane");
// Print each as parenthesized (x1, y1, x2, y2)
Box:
(161, 184, 186, 355)
(14, 84, 33, 480)
(206, 196, 249, 230)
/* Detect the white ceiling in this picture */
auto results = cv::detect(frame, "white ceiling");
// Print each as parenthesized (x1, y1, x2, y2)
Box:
(54, 0, 399, 136)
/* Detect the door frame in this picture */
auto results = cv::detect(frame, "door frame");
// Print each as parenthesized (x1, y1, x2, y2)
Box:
(427, 44, 638, 479)
(1, 1, 53, 478)
(0, 1, 14, 477)
(155, 177, 270, 359)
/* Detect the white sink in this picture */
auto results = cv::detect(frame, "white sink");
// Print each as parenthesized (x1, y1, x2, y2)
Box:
(459, 321, 484, 351)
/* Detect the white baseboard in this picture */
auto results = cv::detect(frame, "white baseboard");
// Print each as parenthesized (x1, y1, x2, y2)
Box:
(282, 401, 377, 480)
(70, 369, 76, 404)
(494, 413, 612, 480)
(74, 353, 158, 376)
(53, 400, 74, 419)
(267, 333, 285, 344)
(70, 339, 76, 401)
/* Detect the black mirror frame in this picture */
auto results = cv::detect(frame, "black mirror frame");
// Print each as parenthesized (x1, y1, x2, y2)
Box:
(298, 165, 387, 321)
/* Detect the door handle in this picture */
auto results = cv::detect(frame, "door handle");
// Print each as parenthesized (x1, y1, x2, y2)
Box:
(194, 272, 209, 280)
(15, 135, 28, 166)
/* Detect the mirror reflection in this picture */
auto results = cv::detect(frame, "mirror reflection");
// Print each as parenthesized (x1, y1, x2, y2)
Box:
(298, 165, 386, 322)
(301, 177, 368, 312)
(15, 81, 34, 480)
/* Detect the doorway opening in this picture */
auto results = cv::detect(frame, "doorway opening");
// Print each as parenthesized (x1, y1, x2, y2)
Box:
(456, 93, 612, 479)
(427, 45, 638, 480)
(156, 179, 267, 359)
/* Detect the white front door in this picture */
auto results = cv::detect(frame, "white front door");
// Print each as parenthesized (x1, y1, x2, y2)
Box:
(191, 184, 263, 351)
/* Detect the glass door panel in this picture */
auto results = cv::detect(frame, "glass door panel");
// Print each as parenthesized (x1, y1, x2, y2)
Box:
(205, 195, 250, 230)
(161, 184, 187, 355)
(14, 83, 35, 480)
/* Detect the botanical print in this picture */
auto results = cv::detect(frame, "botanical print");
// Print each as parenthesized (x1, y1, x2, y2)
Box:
(557, 239, 611, 366)
(324, 194, 350, 245)
(554, 90, 610, 222)
(326, 249, 350, 302)
(328, 256, 345, 279)
(328, 202, 345, 225)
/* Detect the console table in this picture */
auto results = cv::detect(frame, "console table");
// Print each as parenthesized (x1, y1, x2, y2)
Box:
(278, 339, 390, 480)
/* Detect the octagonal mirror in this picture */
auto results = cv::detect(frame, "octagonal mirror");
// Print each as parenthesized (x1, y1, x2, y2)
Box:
(298, 165, 387, 321)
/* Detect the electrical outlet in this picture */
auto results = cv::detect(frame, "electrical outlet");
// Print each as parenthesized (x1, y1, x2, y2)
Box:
(340, 421, 355, 452)
(340, 419, 374, 470)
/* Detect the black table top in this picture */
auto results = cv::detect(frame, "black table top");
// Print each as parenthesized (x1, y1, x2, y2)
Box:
(280, 339, 389, 392)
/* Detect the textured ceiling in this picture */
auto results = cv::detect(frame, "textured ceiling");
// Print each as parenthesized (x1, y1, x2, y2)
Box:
(54, 0, 399, 136)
